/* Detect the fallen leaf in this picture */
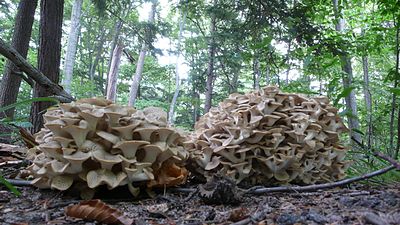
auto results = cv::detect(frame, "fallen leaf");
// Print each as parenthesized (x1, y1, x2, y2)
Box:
(229, 207, 249, 222)
(65, 199, 133, 225)
(147, 161, 188, 188)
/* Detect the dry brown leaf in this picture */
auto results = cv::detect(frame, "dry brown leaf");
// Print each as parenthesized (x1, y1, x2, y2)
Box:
(147, 161, 188, 188)
(65, 199, 133, 225)
(228, 207, 249, 222)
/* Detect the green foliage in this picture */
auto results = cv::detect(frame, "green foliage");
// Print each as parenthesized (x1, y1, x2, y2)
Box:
(0, 175, 20, 197)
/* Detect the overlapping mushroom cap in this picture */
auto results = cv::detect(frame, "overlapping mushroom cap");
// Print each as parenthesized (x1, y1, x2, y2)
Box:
(27, 98, 189, 198)
(186, 86, 350, 186)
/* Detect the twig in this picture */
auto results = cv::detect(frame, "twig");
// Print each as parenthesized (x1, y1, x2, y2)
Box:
(0, 160, 24, 167)
(373, 151, 400, 170)
(169, 187, 196, 193)
(6, 179, 32, 186)
(246, 166, 396, 195)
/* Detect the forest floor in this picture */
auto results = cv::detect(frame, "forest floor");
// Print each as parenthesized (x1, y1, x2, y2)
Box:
(0, 182, 400, 225)
(1, 144, 400, 225)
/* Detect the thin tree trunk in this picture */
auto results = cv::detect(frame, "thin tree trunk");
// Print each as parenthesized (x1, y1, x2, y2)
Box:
(265, 64, 270, 85)
(332, 0, 362, 144)
(285, 42, 291, 85)
(106, 43, 123, 102)
(204, 7, 216, 113)
(362, 55, 373, 150)
(0, 0, 38, 118)
(30, 0, 64, 133)
(128, 0, 157, 106)
(89, 23, 106, 80)
(395, 25, 400, 158)
(390, 25, 399, 157)
(168, 10, 186, 125)
(62, 0, 82, 93)
(104, 19, 123, 95)
(253, 53, 261, 90)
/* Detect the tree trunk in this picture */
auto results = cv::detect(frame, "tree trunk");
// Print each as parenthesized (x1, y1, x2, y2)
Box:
(0, 0, 38, 119)
(89, 23, 106, 80)
(362, 55, 373, 150)
(390, 26, 400, 157)
(128, 1, 157, 106)
(62, 0, 82, 94)
(168, 10, 186, 125)
(285, 42, 291, 86)
(253, 53, 261, 90)
(395, 26, 400, 158)
(332, 0, 362, 144)
(106, 43, 123, 102)
(104, 19, 123, 95)
(30, 0, 64, 134)
(204, 9, 216, 113)
(265, 64, 270, 85)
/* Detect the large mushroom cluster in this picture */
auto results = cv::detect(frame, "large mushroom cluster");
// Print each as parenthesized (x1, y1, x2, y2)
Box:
(186, 86, 350, 186)
(27, 98, 188, 199)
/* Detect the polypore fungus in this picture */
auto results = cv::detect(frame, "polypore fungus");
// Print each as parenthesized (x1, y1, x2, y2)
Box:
(186, 86, 350, 186)
(28, 98, 189, 199)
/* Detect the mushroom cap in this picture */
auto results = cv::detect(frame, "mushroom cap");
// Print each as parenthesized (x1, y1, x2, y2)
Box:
(187, 86, 349, 186)
(29, 98, 189, 198)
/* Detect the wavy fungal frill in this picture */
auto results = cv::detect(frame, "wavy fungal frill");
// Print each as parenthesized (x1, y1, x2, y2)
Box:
(27, 98, 188, 199)
(185, 86, 350, 186)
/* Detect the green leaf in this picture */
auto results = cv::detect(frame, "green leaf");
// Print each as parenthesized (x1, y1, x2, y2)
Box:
(0, 97, 59, 113)
(0, 175, 21, 196)
(389, 87, 400, 95)
(352, 128, 365, 135)
(334, 87, 355, 106)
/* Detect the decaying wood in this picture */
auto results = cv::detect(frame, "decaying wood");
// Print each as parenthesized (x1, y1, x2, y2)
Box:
(374, 151, 400, 170)
(0, 38, 75, 102)
(246, 165, 395, 195)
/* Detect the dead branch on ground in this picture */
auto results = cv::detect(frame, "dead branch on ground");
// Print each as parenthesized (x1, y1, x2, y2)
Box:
(246, 165, 396, 195)
(373, 151, 400, 170)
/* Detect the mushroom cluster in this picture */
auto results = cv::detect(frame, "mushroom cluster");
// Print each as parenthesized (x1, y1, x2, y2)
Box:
(186, 86, 350, 186)
(27, 98, 188, 198)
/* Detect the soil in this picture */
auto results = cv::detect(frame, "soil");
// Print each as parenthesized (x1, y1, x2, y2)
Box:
(0, 181, 399, 225)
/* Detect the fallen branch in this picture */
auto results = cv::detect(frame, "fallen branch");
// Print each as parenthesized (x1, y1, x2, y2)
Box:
(0, 38, 75, 102)
(246, 165, 396, 195)
(373, 151, 400, 170)
(7, 179, 32, 186)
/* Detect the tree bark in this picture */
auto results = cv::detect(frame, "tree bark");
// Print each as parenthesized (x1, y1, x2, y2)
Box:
(362, 55, 373, 150)
(253, 53, 261, 90)
(204, 7, 216, 113)
(62, 0, 82, 94)
(395, 26, 400, 159)
(0, 0, 38, 119)
(30, 0, 65, 134)
(89, 23, 106, 81)
(128, 0, 157, 106)
(168, 10, 186, 125)
(390, 25, 400, 157)
(332, 0, 362, 144)
(104, 19, 123, 95)
(106, 43, 123, 102)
